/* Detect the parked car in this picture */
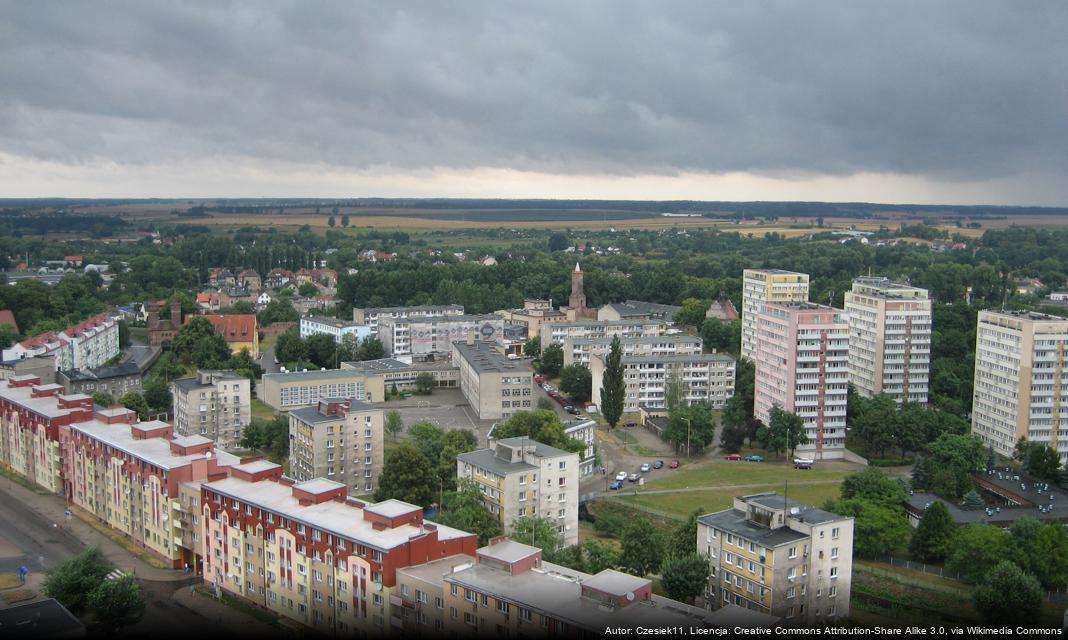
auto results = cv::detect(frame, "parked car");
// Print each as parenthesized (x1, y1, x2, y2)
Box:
(624, 421, 637, 428)
(724, 453, 742, 461)
(640, 463, 651, 473)
(615, 471, 628, 481)
(653, 460, 664, 469)
(564, 405, 579, 414)
(794, 458, 814, 470)
(744, 455, 765, 463)
(534, 375, 546, 384)
(628, 473, 640, 482)
(609, 480, 624, 490)
(669, 459, 679, 469)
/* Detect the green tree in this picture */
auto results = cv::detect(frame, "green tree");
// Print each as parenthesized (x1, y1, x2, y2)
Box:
(618, 519, 664, 576)
(258, 299, 300, 325)
(840, 469, 908, 507)
(559, 364, 592, 403)
(1010, 517, 1068, 589)
(673, 298, 709, 328)
(357, 336, 385, 361)
(973, 561, 1042, 626)
(523, 336, 541, 358)
(437, 479, 503, 545)
(298, 281, 318, 297)
(947, 524, 1019, 583)
(926, 432, 986, 499)
(92, 391, 117, 407)
(491, 410, 586, 455)
(548, 233, 570, 252)
(337, 333, 361, 362)
(664, 367, 683, 414)
(1024, 443, 1062, 484)
(328, 215, 336, 228)
(415, 372, 435, 394)
(142, 378, 172, 412)
(374, 443, 437, 507)
(668, 510, 703, 559)
(599, 336, 625, 428)
(305, 334, 338, 368)
(512, 517, 562, 559)
(663, 403, 716, 455)
(173, 317, 230, 368)
(537, 343, 563, 378)
(660, 552, 710, 604)
(341, 214, 350, 227)
(829, 498, 910, 558)
(757, 407, 808, 458)
(849, 394, 899, 457)
(121, 392, 151, 420)
(582, 538, 619, 574)
(385, 410, 403, 442)
(43, 546, 111, 613)
(117, 319, 130, 349)
(275, 329, 308, 364)
(88, 574, 145, 633)
(961, 490, 984, 508)
(908, 501, 957, 562)
(700, 317, 741, 354)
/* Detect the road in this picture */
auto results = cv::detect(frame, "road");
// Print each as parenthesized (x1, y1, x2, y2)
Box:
(0, 485, 226, 637)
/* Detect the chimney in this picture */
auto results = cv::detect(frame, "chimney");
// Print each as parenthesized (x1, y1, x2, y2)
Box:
(170, 301, 182, 328)
(467, 329, 475, 346)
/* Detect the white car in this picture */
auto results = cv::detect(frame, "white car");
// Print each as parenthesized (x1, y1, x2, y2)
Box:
(640, 463, 652, 473)
(615, 471, 628, 482)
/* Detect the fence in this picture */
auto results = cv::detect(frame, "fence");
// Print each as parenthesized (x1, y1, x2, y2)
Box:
(870, 556, 1068, 603)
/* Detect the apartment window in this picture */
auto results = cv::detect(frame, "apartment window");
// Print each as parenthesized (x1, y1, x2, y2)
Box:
(831, 547, 839, 559)
(465, 589, 476, 603)
(830, 567, 839, 579)
(829, 586, 837, 597)
(436, 597, 444, 609)
(497, 600, 509, 614)
(788, 546, 797, 559)
(519, 607, 532, 622)
(832, 527, 840, 539)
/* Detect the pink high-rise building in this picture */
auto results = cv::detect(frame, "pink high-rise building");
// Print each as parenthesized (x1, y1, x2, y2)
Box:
(754, 303, 850, 459)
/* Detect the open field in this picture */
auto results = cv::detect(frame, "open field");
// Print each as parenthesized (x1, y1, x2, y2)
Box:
(617, 482, 843, 519)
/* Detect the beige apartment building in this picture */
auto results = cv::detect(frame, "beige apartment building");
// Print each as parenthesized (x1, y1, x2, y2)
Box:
(741, 269, 810, 361)
(260, 368, 384, 411)
(451, 339, 534, 420)
(354, 304, 465, 335)
(171, 370, 251, 450)
(457, 438, 580, 547)
(539, 319, 668, 347)
(698, 493, 854, 624)
(562, 334, 703, 368)
(379, 314, 504, 361)
(844, 277, 932, 404)
(973, 310, 1068, 461)
(289, 398, 384, 495)
(590, 352, 736, 413)
(341, 357, 460, 390)
(496, 299, 568, 343)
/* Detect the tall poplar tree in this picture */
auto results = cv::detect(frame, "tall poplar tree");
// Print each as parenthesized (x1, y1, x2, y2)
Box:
(600, 335, 625, 428)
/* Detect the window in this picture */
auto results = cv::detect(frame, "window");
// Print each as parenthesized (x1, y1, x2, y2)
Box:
(832, 527, 840, 539)
(831, 547, 839, 559)
(465, 589, 476, 603)
(788, 546, 797, 559)
(497, 600, 509, 614)
(829, 586, 837, 597)
(830, 567, 839, 579)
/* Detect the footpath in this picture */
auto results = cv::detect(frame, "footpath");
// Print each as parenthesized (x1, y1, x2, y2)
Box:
(0, 473, 277, 636)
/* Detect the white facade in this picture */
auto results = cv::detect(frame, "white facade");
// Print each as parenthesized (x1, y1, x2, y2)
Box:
(171, 370, 252, 450)
(352, 304, 464, 335)
(741, 269, 810, 362)
(540, 319, 667, 347)
(972, 310, 1068, 461)
(590, 353, 736, 413)
(299, 315, 372, 344)
(844, 277, 932, 404)
(562, 334, 703, 368)
(2, 313, 119, 371)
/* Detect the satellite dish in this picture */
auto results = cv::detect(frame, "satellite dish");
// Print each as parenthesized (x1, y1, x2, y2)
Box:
(626, 592, 635, 601)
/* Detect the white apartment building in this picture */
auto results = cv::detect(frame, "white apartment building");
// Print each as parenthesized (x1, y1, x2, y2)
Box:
(299, 315, 372, 344)
(844, 277, 932, 404)
(753, 303, 849, 459)
(457, 437, 580, 546)
(352, 304, 464, 335)
(488, 416, 599, 477)
(972, 310, 1068, 461)
(590, 353, 736, 413)
(562, 334, 703, 368)
(698, 493, 854, 624)
(379, 314, 503, 360)
(539, 319, 668, 347)
(741, 270, 810, 362)
(288, 397, 384, 495)
(171, 370, 251, 450)
(2, 312, 120, 371)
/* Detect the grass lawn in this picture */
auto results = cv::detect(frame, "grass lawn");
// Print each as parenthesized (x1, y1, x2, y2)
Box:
(250, 398, 277, 421)
(0, 588, 35, 604)
(0, 574, 20, 589)
(617, 482, 843, 519)
(639, 459, 853, 491)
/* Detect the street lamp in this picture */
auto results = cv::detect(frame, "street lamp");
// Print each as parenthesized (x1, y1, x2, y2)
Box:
(681, 417, 692, 458)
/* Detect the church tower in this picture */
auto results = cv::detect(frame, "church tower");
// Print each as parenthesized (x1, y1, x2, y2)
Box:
(569, 262, 586, 311)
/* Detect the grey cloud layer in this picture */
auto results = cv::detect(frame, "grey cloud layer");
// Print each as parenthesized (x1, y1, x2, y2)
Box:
(1, 1, 1065, 180)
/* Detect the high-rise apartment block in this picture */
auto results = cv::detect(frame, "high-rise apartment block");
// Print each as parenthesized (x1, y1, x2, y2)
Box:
(753, 303, 849, 459)
(741, 270, 810, 361)
(289, 398, 384, 495)
(457, 438, 580, 547)
(171, 370, 251, 450)
(844, 277, 932, 404)
(972, 310, 1068, 461)
(698, 493, 854, 624)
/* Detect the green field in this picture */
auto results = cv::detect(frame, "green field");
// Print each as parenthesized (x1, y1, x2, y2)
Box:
(617, 482, 843, 519)
(638, 460, 853, 490)
(250, 398, 277, 421)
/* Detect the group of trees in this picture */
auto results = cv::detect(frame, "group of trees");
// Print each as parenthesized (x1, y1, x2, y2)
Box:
(827, 469, 913, 558)
(849, 392, 969, 460)
(489, 409, 588, 455)
(374, 422, 479, 508)
(534, 343, 563, 378)
(239, 415, 291, 462)
(910, 432, 987, 500)
(275, 329, 384, 369)
(44, 547, 144, 634)
(559, 364, 592, 403)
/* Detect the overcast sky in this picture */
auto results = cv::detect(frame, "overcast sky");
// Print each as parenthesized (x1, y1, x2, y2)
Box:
(2, 1, 1066, 205)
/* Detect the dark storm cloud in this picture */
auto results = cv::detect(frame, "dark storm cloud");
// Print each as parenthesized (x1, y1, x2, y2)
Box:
(0, 1, 1065, 180)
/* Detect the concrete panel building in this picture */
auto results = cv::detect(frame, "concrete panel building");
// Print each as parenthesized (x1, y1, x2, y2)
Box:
(844, 277, 932, 404)
(171, 370, 251, 449)
(289, 398, 384, 495)
(698, 493, 853, 624)
(457, 438, 580, 546)
(753, 303, 849, 459)
(260, 368, 384, 411)
(562, 334, 702, 368)
(379, 314, 504, 361)
(0, 355, 57, 385)
(741, 269, 810, 362)
(299, 315, 372, 344)
(2, 312, 119, 371)
(341, 357, 460, 390)
(353, 304, 465, 335)
(539, 319, 668, 347)
(496, 299, 568, 343)
(597, 300, 682, 323)
(57, 361, 142, 398)
(590, 353, 736, 413)
(452, 340, 535, 421)
(972, 310, 1068, 461)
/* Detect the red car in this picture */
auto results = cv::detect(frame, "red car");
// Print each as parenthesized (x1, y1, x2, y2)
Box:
(534, 375, 546, 384)
(724, 454, 741, 461)
(669, 459, 680, 468)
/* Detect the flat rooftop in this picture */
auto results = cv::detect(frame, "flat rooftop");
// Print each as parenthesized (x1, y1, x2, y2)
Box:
(303, 315, 362, 329)
(567, 335, 701, 346)
(263, 368, 364, 382)
(452, 340, 530, 374)
(72, 418, 220, 471)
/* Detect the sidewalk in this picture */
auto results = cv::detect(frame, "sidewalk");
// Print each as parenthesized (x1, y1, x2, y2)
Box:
(171, 585, 281, 638)
(0, 473, 183, 582)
